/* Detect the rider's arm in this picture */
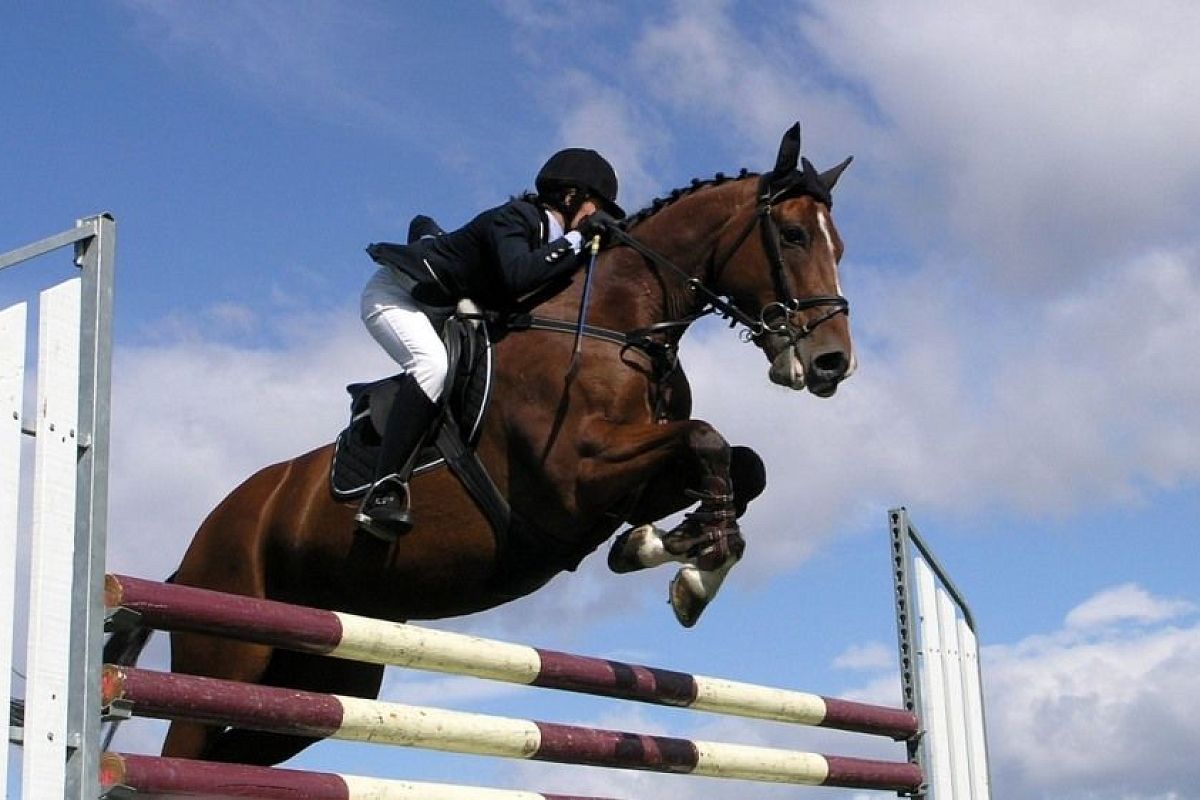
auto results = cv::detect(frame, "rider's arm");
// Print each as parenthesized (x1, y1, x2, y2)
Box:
(487, 202, 584, 299)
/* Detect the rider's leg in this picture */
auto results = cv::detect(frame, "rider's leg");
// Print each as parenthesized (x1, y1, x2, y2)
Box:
(358, 268, 448, 539)
(356, 374, 439, 537)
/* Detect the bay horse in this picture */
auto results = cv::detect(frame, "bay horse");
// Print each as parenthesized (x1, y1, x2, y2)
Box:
(106, 124, 855, 766)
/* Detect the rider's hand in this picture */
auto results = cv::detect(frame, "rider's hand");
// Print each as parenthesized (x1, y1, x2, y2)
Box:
(577, 210, 618, 247)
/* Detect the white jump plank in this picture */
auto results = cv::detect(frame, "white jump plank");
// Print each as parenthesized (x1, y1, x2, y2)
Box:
(915, 557, 953, 799)
(0, 301, 27, 798)
(958, 619, 991, 798)
(22, 278, 81, 800)
(937, 585, 971, 798)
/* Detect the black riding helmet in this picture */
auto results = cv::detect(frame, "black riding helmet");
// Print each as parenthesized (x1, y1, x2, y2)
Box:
(535, 148, 625, 219)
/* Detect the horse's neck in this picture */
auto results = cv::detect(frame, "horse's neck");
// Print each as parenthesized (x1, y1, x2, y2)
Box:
(593, 182, 752, 331)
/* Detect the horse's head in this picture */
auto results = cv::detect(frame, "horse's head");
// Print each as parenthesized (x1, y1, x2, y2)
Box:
(714, 124, 855, 397)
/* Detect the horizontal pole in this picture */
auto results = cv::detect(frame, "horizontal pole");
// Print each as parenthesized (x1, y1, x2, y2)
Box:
(101, 666, 922, 792)
(0, 221, 97, 271)
(105, 574, 916, 740)
(101, 753, 619, 800)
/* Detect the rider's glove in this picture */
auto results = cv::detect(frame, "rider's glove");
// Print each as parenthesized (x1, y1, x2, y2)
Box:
(577, 210, 619, 248)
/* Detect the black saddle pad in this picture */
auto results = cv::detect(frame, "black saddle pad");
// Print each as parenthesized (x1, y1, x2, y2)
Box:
(330, 315, 494, 500)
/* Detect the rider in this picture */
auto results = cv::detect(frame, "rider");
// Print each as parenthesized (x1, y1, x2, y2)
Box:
(358, 147, 625, 539)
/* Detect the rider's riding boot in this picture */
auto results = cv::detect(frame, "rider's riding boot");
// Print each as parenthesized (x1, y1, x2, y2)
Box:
(356, 374, 440, 541)
(407, 214, 446, 243)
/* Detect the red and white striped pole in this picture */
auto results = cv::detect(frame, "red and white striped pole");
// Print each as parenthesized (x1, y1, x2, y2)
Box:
(105, 574, 917, 740)
(101, 666, 922, 793)
(101, 753, 620, 800)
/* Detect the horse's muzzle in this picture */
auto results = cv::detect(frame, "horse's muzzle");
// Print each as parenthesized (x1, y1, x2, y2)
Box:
(768, 344, 853, 396)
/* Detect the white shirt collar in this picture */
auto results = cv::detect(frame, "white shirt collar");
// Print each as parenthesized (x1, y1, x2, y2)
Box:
(544, 208, 565, 241)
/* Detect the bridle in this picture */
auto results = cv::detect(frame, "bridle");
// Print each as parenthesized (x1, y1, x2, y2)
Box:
(603, 173, 849, 345)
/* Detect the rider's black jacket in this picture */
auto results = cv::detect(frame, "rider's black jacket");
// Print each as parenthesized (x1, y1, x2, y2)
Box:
(367, 199, 581, 309)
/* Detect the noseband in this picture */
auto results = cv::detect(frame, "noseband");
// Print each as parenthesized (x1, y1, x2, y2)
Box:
(605, 175, 849, 345)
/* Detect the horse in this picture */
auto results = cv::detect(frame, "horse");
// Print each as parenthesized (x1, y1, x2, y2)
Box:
(105, 123, 855, 766)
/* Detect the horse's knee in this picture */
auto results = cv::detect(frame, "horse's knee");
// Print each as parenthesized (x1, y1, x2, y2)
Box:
(730, 446, 766, 516)
(684, 422, 731, 461)
(683, 422, 733, 494)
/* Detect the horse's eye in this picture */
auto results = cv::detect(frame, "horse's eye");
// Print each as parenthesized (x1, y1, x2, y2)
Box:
(780, 226, 808, 247)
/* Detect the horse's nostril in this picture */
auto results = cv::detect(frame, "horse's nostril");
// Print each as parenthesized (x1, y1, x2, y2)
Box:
(814, 351, 849, 376)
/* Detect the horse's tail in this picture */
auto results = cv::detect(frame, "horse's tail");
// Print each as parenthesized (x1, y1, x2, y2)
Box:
(101, 570, 177, 749)
(102, 620, 154, 668)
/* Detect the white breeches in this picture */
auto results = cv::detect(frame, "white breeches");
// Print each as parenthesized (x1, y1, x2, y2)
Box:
(361, 267, 448, 401)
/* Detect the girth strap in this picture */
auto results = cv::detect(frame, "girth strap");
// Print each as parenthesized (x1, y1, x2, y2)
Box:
(505, 314, 629, 347)
(433, 416, 511, 539)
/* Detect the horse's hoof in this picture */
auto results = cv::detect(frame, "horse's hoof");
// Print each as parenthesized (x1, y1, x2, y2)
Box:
(607, 525, 666, 574)
(668, 567, 709, 628)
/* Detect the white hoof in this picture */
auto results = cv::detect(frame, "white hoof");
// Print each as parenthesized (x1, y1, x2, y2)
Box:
(608, 525, 671, 573)
(669, 565, 711, 628)
(668, 558, 739, 628)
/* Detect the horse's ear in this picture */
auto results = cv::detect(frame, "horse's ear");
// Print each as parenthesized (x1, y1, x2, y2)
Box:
(772, 122, 802, 176)
(801, 156, 820, 185)
(819, 156, 853, 191)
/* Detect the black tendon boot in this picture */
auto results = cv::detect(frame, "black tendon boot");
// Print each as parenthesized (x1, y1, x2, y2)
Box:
(356, 375, 440, 540)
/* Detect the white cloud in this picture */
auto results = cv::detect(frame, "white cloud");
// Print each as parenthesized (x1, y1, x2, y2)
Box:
(986, 596, 1200, 798)
(832, 642, 895, 671)
(1066, 583, 1196, 630)
(800, 1, 1200, 288)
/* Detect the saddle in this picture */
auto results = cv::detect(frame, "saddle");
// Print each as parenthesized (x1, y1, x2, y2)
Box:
(329, 303, 510, 533)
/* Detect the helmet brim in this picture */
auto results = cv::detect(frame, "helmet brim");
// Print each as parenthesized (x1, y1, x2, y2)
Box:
(598, 196, 626, 220)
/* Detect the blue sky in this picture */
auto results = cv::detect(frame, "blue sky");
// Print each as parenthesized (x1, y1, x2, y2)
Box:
(4, 2, 1200, 798)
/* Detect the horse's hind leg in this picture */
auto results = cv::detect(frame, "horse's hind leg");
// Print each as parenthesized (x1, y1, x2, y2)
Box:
(161, 632, 275, 760)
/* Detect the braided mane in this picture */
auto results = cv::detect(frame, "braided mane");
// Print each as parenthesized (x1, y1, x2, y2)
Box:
(623, 168, 758, 230)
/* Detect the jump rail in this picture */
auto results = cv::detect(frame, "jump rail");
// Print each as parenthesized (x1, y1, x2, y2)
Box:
(101, 665, 922, 792)
(101, 753, 623, 800)
(104, 573, 918, 740)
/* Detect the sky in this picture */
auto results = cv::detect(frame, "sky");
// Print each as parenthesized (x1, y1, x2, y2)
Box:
(3, 1, 1199, 798)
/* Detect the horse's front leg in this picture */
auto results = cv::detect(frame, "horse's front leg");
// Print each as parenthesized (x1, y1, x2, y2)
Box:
(606, 445, 765, 627)
(580, 421, 756, 627)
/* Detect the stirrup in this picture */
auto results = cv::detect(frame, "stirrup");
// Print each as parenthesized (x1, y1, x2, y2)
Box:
(355, 477, 413, 541)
